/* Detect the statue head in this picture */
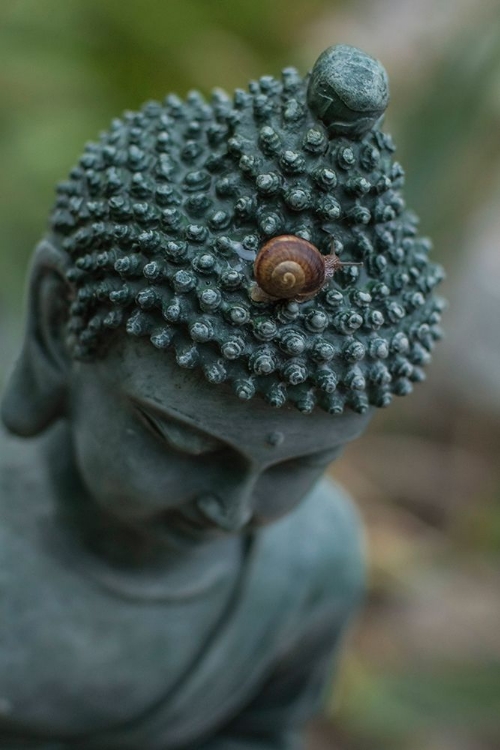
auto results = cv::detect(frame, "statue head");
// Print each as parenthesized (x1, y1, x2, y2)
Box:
(1, 45, 444, 535)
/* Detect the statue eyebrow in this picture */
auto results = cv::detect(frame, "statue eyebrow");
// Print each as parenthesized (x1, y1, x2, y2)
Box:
(129, 396, 346, 466)
(130, 397, 223, 455)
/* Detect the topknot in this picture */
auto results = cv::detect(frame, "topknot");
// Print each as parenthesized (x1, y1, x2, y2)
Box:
(307, 45, 390, 137)
(51, 44, 444, 415)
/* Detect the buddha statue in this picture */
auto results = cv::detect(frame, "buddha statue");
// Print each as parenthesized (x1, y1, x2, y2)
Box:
(0, 45, 444, 749)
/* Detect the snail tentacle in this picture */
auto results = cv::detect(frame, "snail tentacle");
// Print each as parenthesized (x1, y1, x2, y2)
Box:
(323, 254, 363, 278)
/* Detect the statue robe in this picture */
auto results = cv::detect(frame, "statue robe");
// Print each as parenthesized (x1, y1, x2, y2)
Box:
(0, 426, 365, 750)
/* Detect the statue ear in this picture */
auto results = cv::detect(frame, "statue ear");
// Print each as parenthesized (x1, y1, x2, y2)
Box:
(1, 239, 72, 437)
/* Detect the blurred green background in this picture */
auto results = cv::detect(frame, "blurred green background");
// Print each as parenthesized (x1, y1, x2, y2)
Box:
(1, 1, 499, 748)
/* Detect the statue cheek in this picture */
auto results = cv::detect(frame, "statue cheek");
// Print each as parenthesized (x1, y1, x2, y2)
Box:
(91, 456, 211, 520)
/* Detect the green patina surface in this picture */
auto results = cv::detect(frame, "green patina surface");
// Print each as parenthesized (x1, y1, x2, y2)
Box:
(0, 43, 447, 750)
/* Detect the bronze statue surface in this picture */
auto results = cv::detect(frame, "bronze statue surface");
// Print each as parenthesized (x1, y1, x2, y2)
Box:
(0, 44, 443, 749)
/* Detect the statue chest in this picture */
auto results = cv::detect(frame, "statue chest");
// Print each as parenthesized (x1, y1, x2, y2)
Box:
(0, 511, 241, 740)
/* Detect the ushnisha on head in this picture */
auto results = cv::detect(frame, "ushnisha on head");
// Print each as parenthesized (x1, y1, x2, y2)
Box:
(47, 44, 444, 416)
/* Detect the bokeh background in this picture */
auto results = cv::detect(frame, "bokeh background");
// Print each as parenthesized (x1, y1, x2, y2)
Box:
(1, 1, 499, 748)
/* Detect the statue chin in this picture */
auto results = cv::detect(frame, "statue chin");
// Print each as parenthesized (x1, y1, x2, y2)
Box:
(0, 42, 443, 749)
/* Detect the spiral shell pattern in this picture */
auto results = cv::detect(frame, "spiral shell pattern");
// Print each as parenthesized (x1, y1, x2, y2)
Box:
(254, 236, 326, 299)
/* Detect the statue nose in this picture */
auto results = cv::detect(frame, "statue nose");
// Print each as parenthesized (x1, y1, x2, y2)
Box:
(196, 471, 258, 532)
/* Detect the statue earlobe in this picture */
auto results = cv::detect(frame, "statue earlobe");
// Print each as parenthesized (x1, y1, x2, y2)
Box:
(1, 239, 72, 437)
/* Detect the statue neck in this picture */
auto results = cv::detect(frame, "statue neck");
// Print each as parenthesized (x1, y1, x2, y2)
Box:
(43, 421, 245, 598)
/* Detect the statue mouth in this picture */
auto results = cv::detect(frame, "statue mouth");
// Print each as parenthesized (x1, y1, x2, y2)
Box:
(154, 503, 260, 538)
(155, 507, 225, 539)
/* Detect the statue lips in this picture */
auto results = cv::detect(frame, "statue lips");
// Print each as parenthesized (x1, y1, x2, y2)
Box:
(155, 506, 229, 540)
(152, 497, 257, 537)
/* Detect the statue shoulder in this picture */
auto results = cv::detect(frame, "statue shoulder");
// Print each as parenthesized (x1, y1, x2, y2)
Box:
(278, 476, 366, 618)
(253, 478, 366, 688)
(309, 477, 366, 603)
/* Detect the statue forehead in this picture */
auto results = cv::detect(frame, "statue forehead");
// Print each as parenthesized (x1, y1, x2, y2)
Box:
(83, 336, 372, 458)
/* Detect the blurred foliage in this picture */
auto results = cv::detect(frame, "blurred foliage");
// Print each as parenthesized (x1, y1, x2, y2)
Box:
(0, 0, 337, 314)
(395, 13, 500, 251)
(1, 2, 499, 749)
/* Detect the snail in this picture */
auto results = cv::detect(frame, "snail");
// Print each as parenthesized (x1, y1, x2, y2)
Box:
(250, 235, 362, 303)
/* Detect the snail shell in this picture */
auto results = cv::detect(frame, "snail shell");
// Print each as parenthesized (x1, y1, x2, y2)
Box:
(253, 235, 326, 300)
